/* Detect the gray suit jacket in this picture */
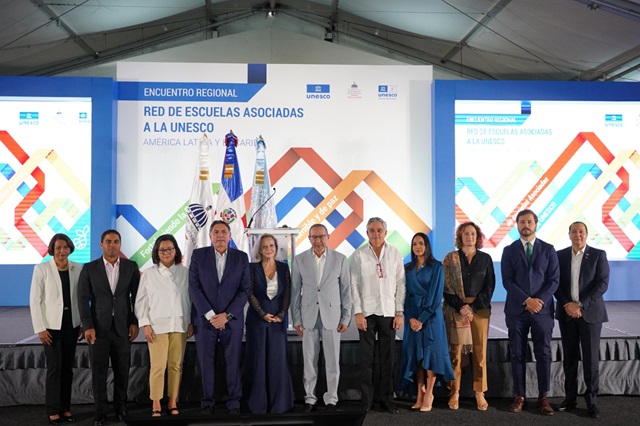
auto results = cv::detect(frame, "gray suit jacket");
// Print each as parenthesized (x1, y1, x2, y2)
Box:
(291, 248, 352, 329)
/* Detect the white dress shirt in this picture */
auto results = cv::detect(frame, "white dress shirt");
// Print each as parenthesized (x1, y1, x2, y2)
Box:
(204, 249, 228, 320)
(314, 250, 327, 287)
(135, 264, 191, 334)
(103, 256, 120, 294)
(350, 242, 406, 317)
(571, 247, 584, 305)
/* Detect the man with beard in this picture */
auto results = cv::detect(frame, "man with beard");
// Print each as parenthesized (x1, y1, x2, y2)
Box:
(501, 210, 559, 416)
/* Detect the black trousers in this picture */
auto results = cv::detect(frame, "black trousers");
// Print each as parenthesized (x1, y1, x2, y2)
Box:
(358, 315, 395, 405)
(559, 318, 602, 406)
(89, 321, 131, 417)
(44, 313, 79, 416)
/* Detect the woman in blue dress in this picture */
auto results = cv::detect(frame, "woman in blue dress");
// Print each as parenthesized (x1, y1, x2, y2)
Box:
(400, 232, 455, 412)
(242, 234, 294, 414)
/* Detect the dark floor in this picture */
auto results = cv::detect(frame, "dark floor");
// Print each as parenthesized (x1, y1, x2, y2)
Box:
(1, 396, 637, 426)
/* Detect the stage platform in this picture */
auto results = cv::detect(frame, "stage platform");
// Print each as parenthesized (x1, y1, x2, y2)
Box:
(1, 302, 639, 406)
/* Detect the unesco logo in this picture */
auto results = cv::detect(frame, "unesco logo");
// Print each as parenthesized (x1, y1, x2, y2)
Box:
(378, 85, 398, 99)
(306, 84, 331, 100)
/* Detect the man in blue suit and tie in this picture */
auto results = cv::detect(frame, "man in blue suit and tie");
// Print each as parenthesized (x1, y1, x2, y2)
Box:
(501, 210, 559, 415)
(189, 220, 250, 415)
(554, 221, 609, 419)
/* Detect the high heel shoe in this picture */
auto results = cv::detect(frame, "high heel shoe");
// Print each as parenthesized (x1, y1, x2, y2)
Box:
(476, 392, 489, 411)
(420, 394, 434, 412)
(448, 392, 459, 410)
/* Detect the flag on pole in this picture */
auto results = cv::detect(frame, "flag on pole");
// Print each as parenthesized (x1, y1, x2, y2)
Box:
(214, 130, 248, 253)
(183, 134, 215, 267)
(248, 135, 277, 229)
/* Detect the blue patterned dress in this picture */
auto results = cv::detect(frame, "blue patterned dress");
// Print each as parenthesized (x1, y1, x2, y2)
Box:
(400, 260, 455, 394)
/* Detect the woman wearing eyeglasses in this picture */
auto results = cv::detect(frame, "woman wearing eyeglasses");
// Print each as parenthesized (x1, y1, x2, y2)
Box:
(135, 234, 193, 417)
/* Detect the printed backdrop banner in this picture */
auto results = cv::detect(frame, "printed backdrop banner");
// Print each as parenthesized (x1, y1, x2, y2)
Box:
(116, 63, 433, 268)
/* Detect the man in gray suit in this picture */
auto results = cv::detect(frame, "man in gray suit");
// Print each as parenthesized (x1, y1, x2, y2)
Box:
(291, 223, 352, 412)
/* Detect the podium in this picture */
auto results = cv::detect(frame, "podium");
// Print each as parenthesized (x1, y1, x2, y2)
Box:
(245, 227, 302, 263)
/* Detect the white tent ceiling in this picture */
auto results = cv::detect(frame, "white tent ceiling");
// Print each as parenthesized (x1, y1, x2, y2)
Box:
(1, 0, 640, 81)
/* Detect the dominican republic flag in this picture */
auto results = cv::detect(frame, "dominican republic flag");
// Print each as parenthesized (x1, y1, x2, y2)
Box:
(183, 134, 216, 267)
(214, 130, 248, 253)
(248, 135, 277, 229)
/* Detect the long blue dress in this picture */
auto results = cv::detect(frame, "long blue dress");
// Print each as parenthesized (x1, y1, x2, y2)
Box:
(400, 260, 455, 394)
(242, 262, 294, 414)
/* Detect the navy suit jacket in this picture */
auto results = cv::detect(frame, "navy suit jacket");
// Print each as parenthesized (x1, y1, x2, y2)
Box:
(77, 256, 140, 337)
(246, 261, 291, 329)
(501, 238, 559, 317)
(189, 246, 250, 331)
(555, 245, 609, 324)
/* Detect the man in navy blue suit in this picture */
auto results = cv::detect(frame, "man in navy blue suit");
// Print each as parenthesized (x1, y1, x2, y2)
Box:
(501, 210, 559, 415)
(554, 221, 609, 419)
(189, 220, 249, 415)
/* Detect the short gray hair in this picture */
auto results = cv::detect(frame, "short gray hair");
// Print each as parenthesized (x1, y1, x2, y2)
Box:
(366, 217, 387, 230)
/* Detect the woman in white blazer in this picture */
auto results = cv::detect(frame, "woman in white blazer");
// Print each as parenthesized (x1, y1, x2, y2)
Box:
(29, 233, 83, 425)
(135, 234, 192, 417)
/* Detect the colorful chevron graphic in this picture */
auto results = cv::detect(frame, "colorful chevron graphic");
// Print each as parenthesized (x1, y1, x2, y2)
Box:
(0, 130, 91, 263)
(119, 147, 429, 267)
(456, 132, 640, 260)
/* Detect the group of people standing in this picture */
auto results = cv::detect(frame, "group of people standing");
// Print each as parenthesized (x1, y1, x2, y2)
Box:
(29, 210, 609, 424)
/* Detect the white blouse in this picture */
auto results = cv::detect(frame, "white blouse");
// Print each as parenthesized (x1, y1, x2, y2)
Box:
(135, 263, 190, 334)
(266, 271, 278, 300)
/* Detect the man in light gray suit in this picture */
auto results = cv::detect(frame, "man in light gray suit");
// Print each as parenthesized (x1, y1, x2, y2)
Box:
(291, 223, 352, 412)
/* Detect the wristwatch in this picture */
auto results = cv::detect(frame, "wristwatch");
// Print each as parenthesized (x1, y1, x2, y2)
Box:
(396, 311, 404, 317)
(226, 312, 234, 321)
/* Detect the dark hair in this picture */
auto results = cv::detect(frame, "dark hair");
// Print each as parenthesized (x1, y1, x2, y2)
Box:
(455, 222, 484, 249)
(254, 233, 278, 260)
(101, 229, 121, 242)
(309, 223, 328, 235)
(569, 221, 588, 234)
(516, 209, 538, 224)
(408, 232, 435, 269)
(48, 233, 75, 256)
(209, 220, 230, 232)
(151, 234, 182, 266)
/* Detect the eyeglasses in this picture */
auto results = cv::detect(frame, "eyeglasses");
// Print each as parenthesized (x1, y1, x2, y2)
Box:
(309, 235, 327, 240)
(158, 247, 175, 254)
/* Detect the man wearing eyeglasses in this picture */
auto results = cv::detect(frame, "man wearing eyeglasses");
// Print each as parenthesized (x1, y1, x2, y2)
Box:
(189, 220, 250, 415)
(291, 223, 352, 413)
(350, 217, 406, 414)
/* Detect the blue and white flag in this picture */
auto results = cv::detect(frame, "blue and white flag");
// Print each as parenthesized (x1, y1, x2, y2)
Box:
(214, 130, 248, 253)
(184, 134, 216, 267)
(248, 135, 277, 229)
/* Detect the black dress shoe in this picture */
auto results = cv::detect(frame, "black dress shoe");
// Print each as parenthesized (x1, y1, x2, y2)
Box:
(325, 404, 337, 412)
(228, 408, 240, 415)
(201, 405, 214, 415)
(556, 399, 577, 412)
(381, 402, 399, 414)
(116, 410, 128, 422)
(61, 414, 76, 422)
(48, 417, 62, 426)
(361, 402, 372, 412)
(93, 415, 106, 426)
(588, 404, 600, 419)
(303, 403, 316, 413)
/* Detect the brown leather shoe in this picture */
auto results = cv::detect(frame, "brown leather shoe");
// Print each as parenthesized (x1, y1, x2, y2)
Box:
(538, 397, 554, 416)
(508, 395, 526, 413)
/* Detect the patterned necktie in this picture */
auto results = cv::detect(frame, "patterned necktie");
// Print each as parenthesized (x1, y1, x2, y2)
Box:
(526, 242, 532, 267)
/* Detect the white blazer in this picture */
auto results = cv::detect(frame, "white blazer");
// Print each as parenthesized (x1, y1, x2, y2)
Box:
(29, 259, 82, 333)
